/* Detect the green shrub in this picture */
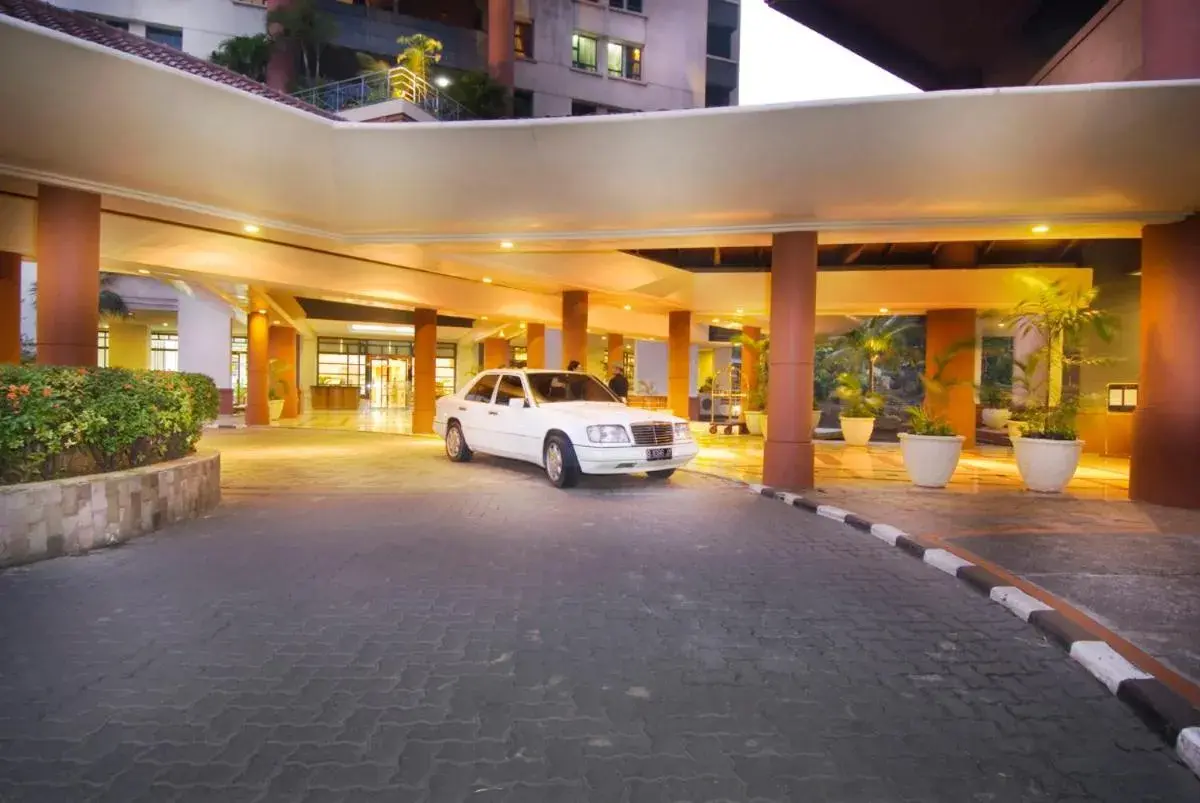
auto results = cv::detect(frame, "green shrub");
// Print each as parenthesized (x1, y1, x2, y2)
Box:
(0, 366, 218, 485)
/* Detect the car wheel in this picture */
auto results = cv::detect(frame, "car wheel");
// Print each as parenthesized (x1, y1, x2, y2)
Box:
(445, 422, 472, 463)
(647, 468, 676, 480)
(544, 434, 580, 489)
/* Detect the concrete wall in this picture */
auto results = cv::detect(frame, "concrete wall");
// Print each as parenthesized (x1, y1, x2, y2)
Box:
(634, 339, 667, 395)
(49, 0, 267, 58)
(515, 0, 707, 115)
(178, 290, 233, 391)
(1078, 240, 1142, 401)
(0, 452, 220, 568)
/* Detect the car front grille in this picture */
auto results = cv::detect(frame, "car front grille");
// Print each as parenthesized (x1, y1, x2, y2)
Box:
(630, 422, 674, 446)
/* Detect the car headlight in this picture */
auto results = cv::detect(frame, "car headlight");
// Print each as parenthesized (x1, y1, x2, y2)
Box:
(673, 422, 692, 441)
(587, 425, 630, 444)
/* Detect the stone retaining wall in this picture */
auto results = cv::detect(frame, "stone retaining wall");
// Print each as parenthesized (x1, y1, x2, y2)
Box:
(0, 452, 220, 567)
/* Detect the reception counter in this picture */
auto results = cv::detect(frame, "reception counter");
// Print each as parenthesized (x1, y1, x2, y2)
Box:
(310, 385, 360, 411)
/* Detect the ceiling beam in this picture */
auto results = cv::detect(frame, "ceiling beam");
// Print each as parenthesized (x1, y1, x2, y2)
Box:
(843, 244, 867, 264)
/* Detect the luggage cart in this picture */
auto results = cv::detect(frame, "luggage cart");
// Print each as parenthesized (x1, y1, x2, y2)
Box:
(707, 364, 745, 435)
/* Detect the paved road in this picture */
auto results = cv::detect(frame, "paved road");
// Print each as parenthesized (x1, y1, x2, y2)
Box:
(0, 429, 1195, 802)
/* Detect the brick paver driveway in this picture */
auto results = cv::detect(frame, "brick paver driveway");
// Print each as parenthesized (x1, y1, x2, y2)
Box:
(0, 429, 1195, 802)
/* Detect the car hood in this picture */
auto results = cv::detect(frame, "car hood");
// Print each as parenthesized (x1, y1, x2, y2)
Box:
(538, 402, 684, 425)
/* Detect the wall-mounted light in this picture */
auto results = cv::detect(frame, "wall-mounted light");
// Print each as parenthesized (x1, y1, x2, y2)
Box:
(350, 323, 414, 335)
(243, 223, 261, 234)
(434, 75, 451, 88)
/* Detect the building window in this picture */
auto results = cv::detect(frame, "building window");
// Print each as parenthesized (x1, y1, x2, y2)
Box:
(609, 0, 644, 13)
(97, 330, 109, 367)
(91, 15, 128, 31)
(513, 88, 534, 118)
(151, 333, 179, 372)
(146, 25, 183, 50)
(231, 336, 248, 407)
(514, 20, 533, 60)
(315, 337, 456, 400)
(571, 32, 598, 71)
(607, 41, 642, 80)
(571, 100, 599, 116)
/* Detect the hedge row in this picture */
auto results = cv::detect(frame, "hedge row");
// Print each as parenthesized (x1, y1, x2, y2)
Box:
(0, 366, 219, 485)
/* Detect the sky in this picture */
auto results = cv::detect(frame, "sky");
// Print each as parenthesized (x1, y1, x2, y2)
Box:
(737, 0, 920, 106)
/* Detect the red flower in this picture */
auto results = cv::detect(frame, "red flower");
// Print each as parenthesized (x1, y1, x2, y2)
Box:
(122, 384, 133, 390)
(41, 387, 52, 397)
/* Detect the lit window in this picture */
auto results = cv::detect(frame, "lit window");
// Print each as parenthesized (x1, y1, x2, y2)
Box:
(514, 20, 533, 60)
(151, 333, 179, 372)
(146, 25, 183, 50)
(607, 41, 642, 80)
(609, 0, 644, 12)
(572, 32, 598, 72)
(97, 330, 110, 367)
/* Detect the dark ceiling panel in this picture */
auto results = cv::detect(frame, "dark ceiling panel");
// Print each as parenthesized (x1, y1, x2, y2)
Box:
(296, 297, 475, 329)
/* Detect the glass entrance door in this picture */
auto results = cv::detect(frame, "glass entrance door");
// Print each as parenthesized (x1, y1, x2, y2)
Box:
(368, 357, 409, 408)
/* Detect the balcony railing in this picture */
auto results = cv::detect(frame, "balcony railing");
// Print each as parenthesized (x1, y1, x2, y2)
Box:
(293, 66, 471, 122)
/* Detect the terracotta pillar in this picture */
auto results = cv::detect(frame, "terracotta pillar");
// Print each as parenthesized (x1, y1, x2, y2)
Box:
(607, 333, 624, 373)
(1130, 215, 1200, 508)
(0, 252, 20, 364)
(668, 311, 691, 419)
(413, 308, 437, 435)
(483, 337, 510, 369)
(562, 291, 588, 369)
(245, 308, 270, 426)
(36, 185, 100, 366)
(265, 0, 295, 92)
(741, 324, 761, 409)
(1142, 0, 1200, 80)
(267, 324, 298, 419)
(925, 309, 978, 448)
(526, 323, 546, 369)
(487, 0, 516, 88)
(763, 232, 817, 490)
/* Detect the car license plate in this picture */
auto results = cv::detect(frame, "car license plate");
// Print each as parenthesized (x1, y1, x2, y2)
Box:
(646, 448, 672, 461)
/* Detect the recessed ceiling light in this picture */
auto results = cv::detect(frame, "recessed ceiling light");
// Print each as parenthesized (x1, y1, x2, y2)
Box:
(273, 320, 281, 325)
(711, 318, 719, 323)
(137, 269, 150, 275)
(481, 315, 489, 320)
(257, 308, 267, 314)
(997, 323, 1005, 328)
(879, 307, 889, 313)
(519, 322, 527, 329)
(601, 335, 607, 340)
(499, 241, 514, 249)
(623, 304, 632, 311)
(350, 323, 414, 335)
(1031, 223, 1051, 234)
(160, 322, 169, 327)
(243, 223, 261, 234)
(735, 308, 744, 315)
(482, 277, 493, 284)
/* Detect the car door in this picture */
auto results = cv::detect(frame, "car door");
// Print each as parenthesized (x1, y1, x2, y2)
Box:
(457, 373, 500, 454)
(489, 374, 536, 461)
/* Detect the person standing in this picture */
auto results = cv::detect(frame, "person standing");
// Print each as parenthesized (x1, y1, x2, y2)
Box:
(608, 366, 629, 401)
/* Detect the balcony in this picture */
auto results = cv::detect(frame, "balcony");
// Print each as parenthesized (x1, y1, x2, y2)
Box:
(293, 65, 471, 121)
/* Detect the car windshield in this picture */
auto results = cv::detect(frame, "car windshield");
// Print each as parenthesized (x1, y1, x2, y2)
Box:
(528, 372, 620, 404)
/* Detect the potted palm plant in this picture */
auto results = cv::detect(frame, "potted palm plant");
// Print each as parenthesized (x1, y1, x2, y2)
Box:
(268, 358, 292, 422)
(1001, 278, 1116, 493)
(979, 383, 1012, 430)
(733, 332, 768, 436)
(898, 343, 970, 488)
(835, 373, 884, 446)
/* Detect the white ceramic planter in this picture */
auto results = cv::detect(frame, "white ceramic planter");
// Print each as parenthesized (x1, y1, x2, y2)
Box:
(744, 410, 764, 436)
(1007, 420, 1027, 441)
(899, 433, 964, 488)
(269, 399, 285, 421)
(840, 416, 876, 446)
(1013, 437, 1084, 493)
(981, 408, 1011, 430)
(811, 409, 822, 431)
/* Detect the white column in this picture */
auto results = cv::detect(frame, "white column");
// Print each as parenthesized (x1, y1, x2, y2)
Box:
(178, 290, 232, 392)
(299, 334, 317, 413)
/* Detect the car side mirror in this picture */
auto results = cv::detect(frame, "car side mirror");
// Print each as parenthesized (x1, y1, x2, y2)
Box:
(508, 397, 527, 409)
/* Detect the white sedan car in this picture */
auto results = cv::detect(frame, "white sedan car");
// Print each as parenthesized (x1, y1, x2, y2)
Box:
(434, 369, 698, 488)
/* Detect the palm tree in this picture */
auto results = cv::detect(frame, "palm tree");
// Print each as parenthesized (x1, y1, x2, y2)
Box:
(444, 70, 511, 119)
(98, 273, 130, 318)
(210, 34, 273, 82)
(395, 34, 442, 83)
(267, 0, 337, 87)
(826, 316, 916, 394)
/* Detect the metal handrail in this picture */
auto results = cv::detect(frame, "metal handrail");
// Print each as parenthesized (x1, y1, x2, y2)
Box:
(293, 66, 472, 122)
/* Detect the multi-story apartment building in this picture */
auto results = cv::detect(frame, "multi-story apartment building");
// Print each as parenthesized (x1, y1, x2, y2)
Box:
(46, 0, 739, 115)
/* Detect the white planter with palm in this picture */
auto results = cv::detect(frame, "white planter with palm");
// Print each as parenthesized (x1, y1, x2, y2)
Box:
(979, 384, 1012, 430)
(898, 344, 971, 488)
(834, 373, 883, 447)
(811, 407, 822, 431)
(1013, 436, 1083, 492)
(744, 410, 764, 436)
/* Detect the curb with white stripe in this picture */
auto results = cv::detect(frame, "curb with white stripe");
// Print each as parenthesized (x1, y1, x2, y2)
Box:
(747, 483, 1200, 780)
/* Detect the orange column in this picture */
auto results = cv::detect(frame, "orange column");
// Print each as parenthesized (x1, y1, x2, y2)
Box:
(487, 0, 516, 88)
(763, 232, 817, 490)
(267, 324, 298, 419)
(668, 311, 691, 419)
(413, 308, 437, 435)
(925, 309, 977, 448)
(526, 323, 546, 368)
(245, 308, 270, 426)
(741, 325, 761, 409)
(0, 252, 20, 364)
(607, 333, 624, 372)
(562, 291, 588, 369)
(36, 185, 100, 366)
(1130, 215, 1200, 508)
(483, 337, 510, 369)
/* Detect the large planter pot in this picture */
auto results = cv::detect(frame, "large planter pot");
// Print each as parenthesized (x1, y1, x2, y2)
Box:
(269, 399, 285, 422)
(1007, 420, 1028, 442)
(744, 410, 764, 436)
(981, 408, 1011, 430)
(1013, 437, 1084, 493)
(840, 416, 876, 446)
(811, 409, 822, 431)
(898, 433, 964, 488)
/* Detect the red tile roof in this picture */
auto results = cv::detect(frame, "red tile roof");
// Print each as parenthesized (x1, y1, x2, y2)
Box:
(0, 0, 338, 120)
